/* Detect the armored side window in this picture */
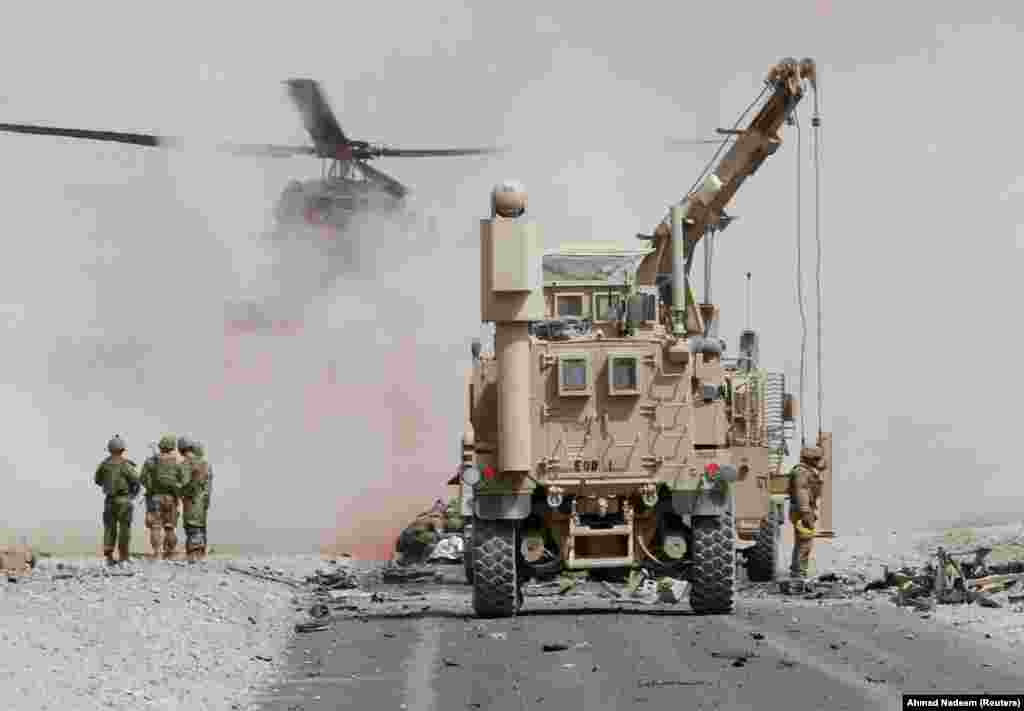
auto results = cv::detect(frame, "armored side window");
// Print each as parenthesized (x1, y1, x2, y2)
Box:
(558, 353, 592, 397)
(593, 293, 624, 321)
(608, 353, 641, 395)
(555, 293, 585, 318)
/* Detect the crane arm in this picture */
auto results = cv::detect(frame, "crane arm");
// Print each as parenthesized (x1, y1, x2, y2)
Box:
(640, 58, 817, 281)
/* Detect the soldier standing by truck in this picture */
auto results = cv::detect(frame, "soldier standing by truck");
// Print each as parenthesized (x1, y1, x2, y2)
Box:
(140, 435, 187, 560)
(181, 440, 212, 563)
(788, 446, 826, 581)
(94, 435, 141, 566)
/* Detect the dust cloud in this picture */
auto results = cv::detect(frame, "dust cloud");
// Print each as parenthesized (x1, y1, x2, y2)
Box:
(3, 4, 1024, 557)
(0, 136, 486, 558)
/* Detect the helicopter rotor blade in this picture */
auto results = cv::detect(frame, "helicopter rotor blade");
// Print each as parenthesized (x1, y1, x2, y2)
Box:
(664, 137, 730, 149)
(0, 122, 171, 148)
(367, 145, 506, 159)
(356, 160, 409, 200)
(284, 79, 348, 156)
(215, 142, 318, 158)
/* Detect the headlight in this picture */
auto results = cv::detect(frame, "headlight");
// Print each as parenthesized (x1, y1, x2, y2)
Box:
(461, 465, 482, 487)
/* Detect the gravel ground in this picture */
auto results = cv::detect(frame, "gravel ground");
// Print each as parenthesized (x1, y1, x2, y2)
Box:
(803, 521, 1024, 649)
(4, 522, 1022, 710)
(0, 554, 324, 711)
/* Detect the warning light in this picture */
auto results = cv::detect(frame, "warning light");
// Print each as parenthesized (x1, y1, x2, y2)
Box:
(483, 465, 497, 480)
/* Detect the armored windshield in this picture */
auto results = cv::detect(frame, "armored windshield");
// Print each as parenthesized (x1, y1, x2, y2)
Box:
(543, 251, 649, 285)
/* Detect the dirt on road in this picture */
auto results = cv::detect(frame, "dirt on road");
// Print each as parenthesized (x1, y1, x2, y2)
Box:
(4, 522, 1023, 711)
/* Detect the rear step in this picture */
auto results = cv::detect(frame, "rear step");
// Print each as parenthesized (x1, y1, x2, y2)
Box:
(565, 500, 636, 570)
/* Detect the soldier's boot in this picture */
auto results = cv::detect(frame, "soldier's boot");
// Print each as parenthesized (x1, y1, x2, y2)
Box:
(118, 543, 131, 565)
(103, 548, 116, 566)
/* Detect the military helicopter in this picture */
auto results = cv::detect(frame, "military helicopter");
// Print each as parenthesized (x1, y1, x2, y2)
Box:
(0, 78, 504, 232)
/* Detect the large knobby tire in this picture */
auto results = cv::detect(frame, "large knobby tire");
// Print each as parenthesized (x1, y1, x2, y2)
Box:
(689, 514, 736, 614)
(463, 523, 474, 584)
(745, 511, 782, 582)
(471, 518, 521, 618)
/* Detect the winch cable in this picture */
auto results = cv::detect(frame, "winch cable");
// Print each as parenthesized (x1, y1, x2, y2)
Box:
(794, 113, 808, 449)
(684, 83, 771, 200)
(667, 82, 772, 323)
(812, 84, 824, 439)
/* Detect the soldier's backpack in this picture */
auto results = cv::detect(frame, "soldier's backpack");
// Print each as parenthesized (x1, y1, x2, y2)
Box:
(153, 454, 182, 494)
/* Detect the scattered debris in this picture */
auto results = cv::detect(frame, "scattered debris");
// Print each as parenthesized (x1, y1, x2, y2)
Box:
(294, 621, 331, 633)
(428, 535, 464, 563)
(0, 545, 35, 576)
(710, 650, 759, 664)
(309, 603, 330, 619)
(227, 565, 305, 589)
(307, 560, 360, 591)
(542, 643, 570, 653)
(380, 566, 439, 584)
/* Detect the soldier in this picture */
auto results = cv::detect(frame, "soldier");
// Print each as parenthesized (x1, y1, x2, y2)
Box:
(394, 499, 449, 566)
(788, 446, 826, 581)
(176, 436, 192, 464)
(94, 435, 141, 566)
(181, 440, 212, 563)
(139, 434, 187, 560)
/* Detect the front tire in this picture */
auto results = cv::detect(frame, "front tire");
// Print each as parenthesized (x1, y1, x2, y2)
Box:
(689, 514, 736, 614)
(463, 521, 474, 584)
(471, 518, 521, 618)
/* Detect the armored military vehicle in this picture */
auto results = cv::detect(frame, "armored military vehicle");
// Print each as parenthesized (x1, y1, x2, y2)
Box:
(456, 58, 832, 618)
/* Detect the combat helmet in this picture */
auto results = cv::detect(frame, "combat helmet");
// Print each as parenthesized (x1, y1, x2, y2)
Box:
(191, 440, 205, 457)
(177, 435, 193, 454)
(107, 435, 126, 453)
(158, 434, 177, 451)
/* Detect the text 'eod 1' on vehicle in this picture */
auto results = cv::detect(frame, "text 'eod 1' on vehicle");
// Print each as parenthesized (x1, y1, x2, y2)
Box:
(456, 57, 833, 618)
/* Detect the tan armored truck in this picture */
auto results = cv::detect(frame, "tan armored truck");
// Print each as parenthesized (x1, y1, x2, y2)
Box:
(456, 57, 833, 618)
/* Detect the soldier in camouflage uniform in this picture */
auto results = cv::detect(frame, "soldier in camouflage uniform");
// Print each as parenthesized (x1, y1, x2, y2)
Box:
(94, 435, 141, 566)
(176, 436, 192, 464)
(395, 499, 451, 566)
(140, 434, 188, 560)
(181, 440, 213, 563)
(788, 446, 826, 579)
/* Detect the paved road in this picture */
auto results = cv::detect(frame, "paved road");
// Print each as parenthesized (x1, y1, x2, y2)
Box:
(250, 572, 1024, 711)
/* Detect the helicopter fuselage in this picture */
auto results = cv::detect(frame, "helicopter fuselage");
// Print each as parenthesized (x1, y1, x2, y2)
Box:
(274, 175, 405, 231)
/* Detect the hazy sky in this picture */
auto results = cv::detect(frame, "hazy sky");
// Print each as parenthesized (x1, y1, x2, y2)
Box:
(1, 2, 1021, 555)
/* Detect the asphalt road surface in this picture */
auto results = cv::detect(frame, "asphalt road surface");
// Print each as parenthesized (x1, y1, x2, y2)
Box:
(250, 570, 1024, 711)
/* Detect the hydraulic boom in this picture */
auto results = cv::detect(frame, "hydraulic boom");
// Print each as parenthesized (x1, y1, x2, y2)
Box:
(641, 57, 818, 281)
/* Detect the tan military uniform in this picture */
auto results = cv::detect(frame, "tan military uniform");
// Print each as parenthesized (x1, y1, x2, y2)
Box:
(788, 448, 824, 579)
(140, 447, 187, 559)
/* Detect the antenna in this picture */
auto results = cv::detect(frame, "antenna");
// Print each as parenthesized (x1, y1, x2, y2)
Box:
(745, 272, 752, 330)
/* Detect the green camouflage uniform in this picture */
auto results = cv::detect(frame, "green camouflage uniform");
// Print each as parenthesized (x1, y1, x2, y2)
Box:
(94, 436, 140, 564)
(181, 441, 212, 562)
(140, 435, 187, 559)
(395, 499, 450, 565)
